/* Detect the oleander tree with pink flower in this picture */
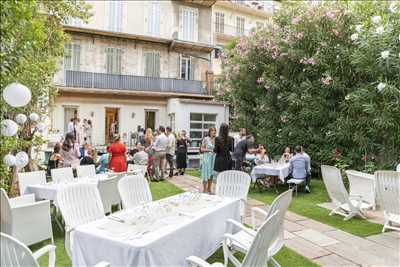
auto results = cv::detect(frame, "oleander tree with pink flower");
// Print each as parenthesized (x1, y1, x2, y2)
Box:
(217, 1, 399, 172)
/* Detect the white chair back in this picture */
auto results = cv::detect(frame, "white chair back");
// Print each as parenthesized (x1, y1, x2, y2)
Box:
(1, 232, 39, 267)
(242, 211, 280, 267)
(76, 165, 96, 178)
(98, 176, 121, 214)
(216, 170, 251, 200)
(51, 167, 74, 183)
(118, 175, 152, 209)
(346, 170, 375, 208)
(57, 183, 105, 229)
(18, 170, 47, 195)
(321, 165, 348, 206)
(0, 188, 12, 234)
(375, 171, 400, 224)
(396, 164, 400, 172)
(127, 164, 147, 175)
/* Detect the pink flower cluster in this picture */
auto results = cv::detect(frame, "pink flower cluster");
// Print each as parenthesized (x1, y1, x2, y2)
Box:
(325, 11, 337, 20)
(296, 32, 304, 39)
(235, 38, 250, 56)
(299, 57, 316, 65)
(321, 76, 333, 86)
(291, 16, 301, 25)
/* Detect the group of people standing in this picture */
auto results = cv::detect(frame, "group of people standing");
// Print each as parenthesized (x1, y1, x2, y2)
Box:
(67, 117, 93, 145)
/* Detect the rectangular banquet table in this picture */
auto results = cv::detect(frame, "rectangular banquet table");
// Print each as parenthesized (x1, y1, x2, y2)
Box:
(71, 194, 241, 267)
(251, 163, 290, 183)
(26, 174, 112, 201)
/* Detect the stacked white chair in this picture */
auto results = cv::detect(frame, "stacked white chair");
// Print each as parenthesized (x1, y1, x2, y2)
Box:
(321, 165, 372, 220)
(216, 170, 251, 220)
(346, 170, 376, 210)
(0, 188, 53, 246)
(127, 164, 149, 182)
(186, 210, 280, 267)
(57, 183, 105, 258)
(18, 170, 47, 195)
(76, 164, 96, 178)
(98, 175, 121, 214)
(51, 167, 74, 183)
(1, 232, 56, 267)
(375, 171, 400, 232)
(118, 175, 152, 209)
(224, 189, 293, 267)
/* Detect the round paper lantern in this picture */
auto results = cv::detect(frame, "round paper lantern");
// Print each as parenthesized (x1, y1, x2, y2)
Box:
(15, 113, 27, 124)
(1, 119, 19, 137)
(2, 83, 32, 107)
(36, 122, 46, 132)
(29, 112, 40, 122)
(3, 154, 16, 167)
(15, 151, 29, 168)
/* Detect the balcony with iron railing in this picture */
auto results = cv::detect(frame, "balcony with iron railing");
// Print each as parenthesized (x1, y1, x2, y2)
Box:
(56, 70, 208, 96)
(214, 23, 253, 39)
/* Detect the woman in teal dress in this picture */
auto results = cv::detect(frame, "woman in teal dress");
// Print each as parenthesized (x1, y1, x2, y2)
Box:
(200, 127, 216, 193)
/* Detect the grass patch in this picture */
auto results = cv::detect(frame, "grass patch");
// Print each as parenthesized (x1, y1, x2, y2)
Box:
(31, 180, 319, 267)
(185, 169, 382, 237)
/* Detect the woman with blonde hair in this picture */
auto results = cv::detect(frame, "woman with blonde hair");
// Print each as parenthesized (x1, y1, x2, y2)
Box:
(144, 128, 155, 178)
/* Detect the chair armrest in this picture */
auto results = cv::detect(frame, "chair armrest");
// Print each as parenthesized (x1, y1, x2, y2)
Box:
(32, 244, 56, 267)
(186, 256, 212, 267)
(226, 219, 256, 237)
(94, 261, 110, 267)
(224, 233, 251, 251)
(9, 194, 35, 207)
(251, 207, 269, 230)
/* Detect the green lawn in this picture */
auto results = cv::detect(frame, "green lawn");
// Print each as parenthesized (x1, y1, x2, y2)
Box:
(186, 169, 382, 237)
(31, 180, 319, 267)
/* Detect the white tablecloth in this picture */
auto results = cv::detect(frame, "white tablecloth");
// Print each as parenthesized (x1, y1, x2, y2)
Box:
(26, 174, 111, 201)
(72, 194, 240, 267)
(251, 163, 290, 182)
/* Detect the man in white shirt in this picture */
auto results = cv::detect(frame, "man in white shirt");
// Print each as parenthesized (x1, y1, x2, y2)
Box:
(165, 126, 176, 178)
(153, 126, 169, 181)
(67, 118, 75, 133)
(234, 128, 247, 146)
(133, 145, 148, 165)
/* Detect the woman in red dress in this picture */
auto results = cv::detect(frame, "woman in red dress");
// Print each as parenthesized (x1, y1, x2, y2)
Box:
(108, 134, 127, 172)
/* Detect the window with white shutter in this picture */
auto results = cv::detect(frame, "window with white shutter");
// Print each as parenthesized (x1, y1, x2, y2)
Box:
(147, 2, 160, 36)
(144, 52, 160, 77)
(109, 0, 123, 32)
(179, 7, 198, 42)
(215, 12, 224, 34)
(64, 44, 81, 71)
(236, 16, 245, 36)
(180, 55, 194, 80)
(106, 47, 122, 75)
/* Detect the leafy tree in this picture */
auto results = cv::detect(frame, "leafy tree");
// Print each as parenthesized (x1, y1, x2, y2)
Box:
(0, 0, 90, 194)
(218, 1, 399, 173)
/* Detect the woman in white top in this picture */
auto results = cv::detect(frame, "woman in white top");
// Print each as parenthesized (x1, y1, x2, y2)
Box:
(85, 120, 93, 145)
(280, 147, 293, 163)
(255, 145, 271, 165)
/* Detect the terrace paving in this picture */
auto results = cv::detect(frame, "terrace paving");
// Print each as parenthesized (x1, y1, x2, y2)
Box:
(170, 174, 400, 266)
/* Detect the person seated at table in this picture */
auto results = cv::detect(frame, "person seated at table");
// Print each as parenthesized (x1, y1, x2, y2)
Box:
(96, 150, 109, 174)
(133, 145, 148, 165)
(255, 145, 271, 165)
(233, 135, 260, 170)
(289, 145, 311, 193)
(301, 145, 311, 174)
(47, 143, 62, 176)
(80, 147, 96, 166)
(60, 132, 81, 167)
(280, 147, 293, 163)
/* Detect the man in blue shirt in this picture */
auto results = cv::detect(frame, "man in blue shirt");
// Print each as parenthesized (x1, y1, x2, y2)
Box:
(289, 145, 311, 193)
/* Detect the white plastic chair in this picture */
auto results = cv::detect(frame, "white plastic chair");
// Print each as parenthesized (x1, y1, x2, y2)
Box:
(216, 170, 251, 219)
(321, 165, 372, 220)
(127, 164, 149, 181)
(186, 210, 280, 267)
(0, 188, 53, 246)
(57, 183, 105, 258)
(346, 170, 376, 210)
(51, 167, 74, 183)
(1, 232, 56, 267)
(396, 164, 400, 172)
(76, 164, 96, 178)
(118, 175, 152, 209)
(286, 178, 304, 197)
(18, 170, 47, 195)
(375, 171, 400, 232)
(98, 176, 121, 214)
(225, 189, 293, 267)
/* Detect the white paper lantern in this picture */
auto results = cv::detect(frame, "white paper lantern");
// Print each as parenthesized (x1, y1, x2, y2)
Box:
(29, 112, 40, 122)
(15, 151, 29, 168)
(15, 113, 27, 124)
(3, 154, 16, 167)
(2, 83, 32, 107)
(36, 122, 46, 132)
(1, 119, 19, 137)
